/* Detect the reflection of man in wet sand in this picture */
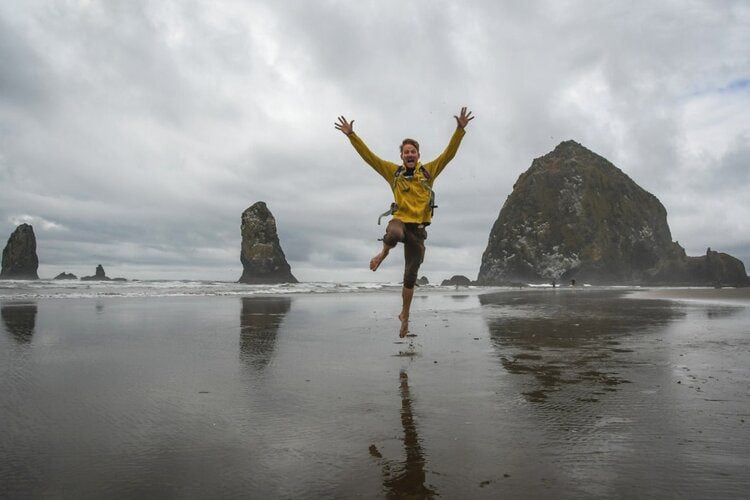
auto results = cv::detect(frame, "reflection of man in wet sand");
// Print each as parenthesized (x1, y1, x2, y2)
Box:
(370, 370, 436, 497)
(335, 108, 474, 337)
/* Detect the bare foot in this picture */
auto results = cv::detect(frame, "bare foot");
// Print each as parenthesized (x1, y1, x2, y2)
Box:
(399, 313, 409, 338)
(370, 248, 389, 271)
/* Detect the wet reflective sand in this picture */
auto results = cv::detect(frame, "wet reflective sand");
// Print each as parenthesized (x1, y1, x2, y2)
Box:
(1, 289, 748, 498)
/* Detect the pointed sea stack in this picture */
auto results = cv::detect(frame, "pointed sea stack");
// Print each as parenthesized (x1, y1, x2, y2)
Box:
(1, 224, 39, 280)
(477, 140, 749, 286)
(239, 202, 297, 284)
(81, 264, 110, 281)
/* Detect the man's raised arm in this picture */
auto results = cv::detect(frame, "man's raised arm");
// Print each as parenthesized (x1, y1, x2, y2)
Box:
(334, 115, 394, 181)
(427, 106, 475, 178)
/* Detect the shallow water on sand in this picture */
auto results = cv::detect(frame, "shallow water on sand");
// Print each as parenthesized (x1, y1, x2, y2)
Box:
(1, 289, 748, 498)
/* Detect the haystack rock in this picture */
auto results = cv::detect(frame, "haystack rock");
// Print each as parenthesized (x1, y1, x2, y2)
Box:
(1, 224, 39, 280)
(477, 140, 749, 286)
(239, 202, 297, 284)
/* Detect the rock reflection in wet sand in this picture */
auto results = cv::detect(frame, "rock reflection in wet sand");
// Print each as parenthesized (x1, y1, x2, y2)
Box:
(239, 296, 291, 370)
(480, 290, 683, 402)
(1, 302, 38, 344)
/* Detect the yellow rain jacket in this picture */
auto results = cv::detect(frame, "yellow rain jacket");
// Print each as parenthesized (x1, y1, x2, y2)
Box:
(348, 127, 466, 225)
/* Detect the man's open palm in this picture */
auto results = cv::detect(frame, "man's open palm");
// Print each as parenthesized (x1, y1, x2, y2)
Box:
(454, 107, 474, 129)
(335, 116, 354, 136)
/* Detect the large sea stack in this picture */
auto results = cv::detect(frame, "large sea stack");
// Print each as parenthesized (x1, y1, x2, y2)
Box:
(239, 202, 298, 284)
(1, 224, 39, 280)
(477, 141, 748, 286)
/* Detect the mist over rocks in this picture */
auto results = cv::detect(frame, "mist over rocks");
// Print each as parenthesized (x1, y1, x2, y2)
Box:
(1, 224, 39, 280)
(477, 141, 749, 286)
(239, 202, 297, 284)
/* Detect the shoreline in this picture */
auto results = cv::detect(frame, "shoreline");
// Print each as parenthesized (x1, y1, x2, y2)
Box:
(2, 278, 748, 301)
(629, 286, 750, 305)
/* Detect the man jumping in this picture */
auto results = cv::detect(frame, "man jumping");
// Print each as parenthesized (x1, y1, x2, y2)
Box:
(335, 107, 474, 337)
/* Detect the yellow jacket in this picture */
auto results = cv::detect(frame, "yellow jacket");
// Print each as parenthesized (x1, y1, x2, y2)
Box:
(348, 127, 466, 224)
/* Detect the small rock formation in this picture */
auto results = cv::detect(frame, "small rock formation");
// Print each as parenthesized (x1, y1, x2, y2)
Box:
(477, 141, 749, 286)
(81, 264, 110, 281)
(54, 272, 78, 280)
(1, 224, 39, 280)
(698, 248, 747, 285)
(239, 202, 298, 284)
(661, 247, 749, 287)
(416, 276, 429, 286)
(80, 265, 126, 281)
(441, 275, 472, 287)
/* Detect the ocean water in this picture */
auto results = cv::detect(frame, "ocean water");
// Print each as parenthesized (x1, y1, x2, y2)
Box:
(0, 279, 422, 300)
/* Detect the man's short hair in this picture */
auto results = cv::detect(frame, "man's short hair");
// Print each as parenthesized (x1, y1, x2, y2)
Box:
(400, 138, 420, 152)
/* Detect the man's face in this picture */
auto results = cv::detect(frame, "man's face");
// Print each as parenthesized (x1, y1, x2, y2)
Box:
(400, 144, 420, 168)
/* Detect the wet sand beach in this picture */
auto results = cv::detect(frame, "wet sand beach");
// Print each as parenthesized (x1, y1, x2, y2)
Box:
(1, 288, 748, 498)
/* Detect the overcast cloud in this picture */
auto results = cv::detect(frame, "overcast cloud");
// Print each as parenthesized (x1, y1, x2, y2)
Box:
(1, 0, 748, 282)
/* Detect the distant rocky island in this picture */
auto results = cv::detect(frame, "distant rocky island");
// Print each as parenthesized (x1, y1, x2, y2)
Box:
(477, 141, 749, 286)
(239, 202, 297, 284)
(54, 272, 77, 280)
(441, 275, 472, 287)
(81, 264, 125, 281)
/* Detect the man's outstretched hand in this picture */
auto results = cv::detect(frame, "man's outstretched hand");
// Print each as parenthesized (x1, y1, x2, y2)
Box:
(454, 107, 474, 129)
(335, 116, 354, 136)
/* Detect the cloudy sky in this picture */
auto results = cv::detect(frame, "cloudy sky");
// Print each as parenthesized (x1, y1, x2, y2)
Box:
(1, 1, 748, 282)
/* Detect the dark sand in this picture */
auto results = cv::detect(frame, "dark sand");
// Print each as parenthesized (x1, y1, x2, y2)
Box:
(1, 288, 748, 498)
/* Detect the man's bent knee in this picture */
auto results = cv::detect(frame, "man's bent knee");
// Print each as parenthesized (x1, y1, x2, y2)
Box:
(383, 233, 400, 247)
(383, 220, 405, 247)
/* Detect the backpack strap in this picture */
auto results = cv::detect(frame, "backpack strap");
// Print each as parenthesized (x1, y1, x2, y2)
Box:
(392, 166, 404, 190)
(378, 202, 398, 225)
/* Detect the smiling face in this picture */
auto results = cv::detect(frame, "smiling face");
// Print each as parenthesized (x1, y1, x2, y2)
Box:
(399, 139, 420, 168)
